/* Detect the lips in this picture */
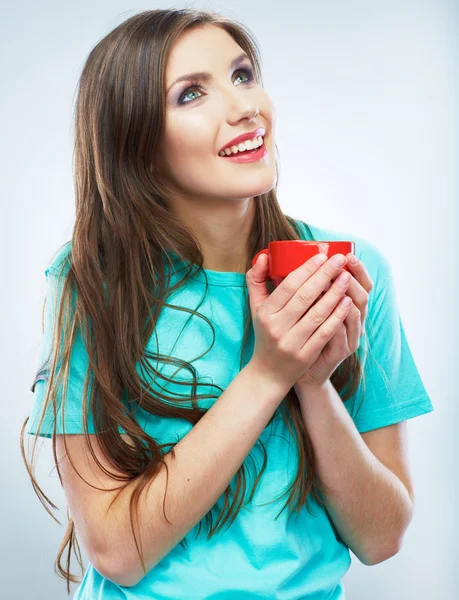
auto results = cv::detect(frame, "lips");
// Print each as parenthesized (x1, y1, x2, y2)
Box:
(218, 127, 266, 154)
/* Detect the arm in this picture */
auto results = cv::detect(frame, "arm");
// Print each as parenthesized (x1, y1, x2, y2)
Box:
(296, 379, 414, 565)
(62, 362, 287, 587)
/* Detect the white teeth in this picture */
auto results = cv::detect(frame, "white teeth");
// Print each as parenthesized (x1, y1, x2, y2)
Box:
(219, 135, 264, 156)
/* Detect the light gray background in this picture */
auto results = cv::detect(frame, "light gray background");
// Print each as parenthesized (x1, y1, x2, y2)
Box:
(2, 0, 457, 598)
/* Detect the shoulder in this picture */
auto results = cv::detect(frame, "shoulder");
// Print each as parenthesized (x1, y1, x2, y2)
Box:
(293, 218, 392, 292)
(44, 241, 73, 279)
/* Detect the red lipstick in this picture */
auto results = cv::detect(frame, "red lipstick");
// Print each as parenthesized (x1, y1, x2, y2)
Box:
(219, 142, 268, 163)
(218, 127, 266, 154)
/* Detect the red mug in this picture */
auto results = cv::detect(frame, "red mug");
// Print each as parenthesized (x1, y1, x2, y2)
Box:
(252, 240, 355, 288)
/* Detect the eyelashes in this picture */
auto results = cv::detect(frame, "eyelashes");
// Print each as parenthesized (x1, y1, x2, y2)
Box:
(177, 66, 255, 106)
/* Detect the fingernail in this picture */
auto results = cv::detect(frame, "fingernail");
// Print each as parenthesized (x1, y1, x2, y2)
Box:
(337, 271, 351, 286)
(347, 254, 358, 265)
(331, 254, 346, 267)
(314, 253, 328, 265)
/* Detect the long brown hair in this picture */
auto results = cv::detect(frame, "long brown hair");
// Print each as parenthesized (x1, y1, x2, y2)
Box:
(21, 8, 381, 593)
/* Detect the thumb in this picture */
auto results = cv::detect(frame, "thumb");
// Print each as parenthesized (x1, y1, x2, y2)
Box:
(246, 252, 270, 315)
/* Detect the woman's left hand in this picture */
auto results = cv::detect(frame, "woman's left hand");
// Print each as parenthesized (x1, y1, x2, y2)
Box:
(294, 253, 374, 391)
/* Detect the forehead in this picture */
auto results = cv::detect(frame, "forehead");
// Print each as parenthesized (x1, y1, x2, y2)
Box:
(165, 25, 244, 80)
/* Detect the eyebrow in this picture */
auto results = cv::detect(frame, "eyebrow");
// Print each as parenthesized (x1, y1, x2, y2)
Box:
(167, 52, 251, 95)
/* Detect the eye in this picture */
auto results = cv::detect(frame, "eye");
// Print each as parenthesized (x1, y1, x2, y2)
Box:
(177, 66, 255, 105)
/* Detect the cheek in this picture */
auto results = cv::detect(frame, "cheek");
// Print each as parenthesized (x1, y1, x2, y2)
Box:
(260, 91, 276, 126)
(161, 130, 214, 180)
(177, 107, 218, 138)
(164, 111, 217, 157)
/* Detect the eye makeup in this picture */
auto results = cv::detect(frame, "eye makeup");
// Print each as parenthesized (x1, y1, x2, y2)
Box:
(175, 65, 255, 106)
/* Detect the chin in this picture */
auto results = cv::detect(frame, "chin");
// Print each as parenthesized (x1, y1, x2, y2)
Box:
(225, 169, 277, 198)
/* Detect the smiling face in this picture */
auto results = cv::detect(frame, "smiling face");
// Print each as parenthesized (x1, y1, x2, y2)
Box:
(159, 24, 277, 208)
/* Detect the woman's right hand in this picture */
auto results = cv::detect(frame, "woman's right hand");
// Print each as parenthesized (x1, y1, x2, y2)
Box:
(246, 251, 353, 393)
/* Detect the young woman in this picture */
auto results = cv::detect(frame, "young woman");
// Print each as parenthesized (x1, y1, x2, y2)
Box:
(22, 8, 434, 599)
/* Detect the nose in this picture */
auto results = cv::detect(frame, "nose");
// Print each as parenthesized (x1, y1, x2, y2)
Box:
(223, 86, 259, 121)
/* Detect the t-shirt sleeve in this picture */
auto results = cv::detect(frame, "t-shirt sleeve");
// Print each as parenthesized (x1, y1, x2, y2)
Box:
(26, 261, 96, 438)
(342, 241, 434, 433)
(292, 218, 434, 433)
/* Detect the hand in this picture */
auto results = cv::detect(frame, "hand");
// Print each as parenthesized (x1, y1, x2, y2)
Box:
(294, 253, 374, 391)
(246, 251, 355, 395)
(342, 252, 374, 338)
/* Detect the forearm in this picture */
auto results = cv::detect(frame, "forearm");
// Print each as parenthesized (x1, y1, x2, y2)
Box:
(296, 380, 413, 565)
(100, 362, 286, 587)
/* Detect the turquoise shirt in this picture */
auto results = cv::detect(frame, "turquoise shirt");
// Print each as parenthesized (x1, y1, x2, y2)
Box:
(27, 219, 434, 599)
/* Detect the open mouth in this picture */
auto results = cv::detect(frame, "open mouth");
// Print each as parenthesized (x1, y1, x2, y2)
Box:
(218, 135, 265, 157)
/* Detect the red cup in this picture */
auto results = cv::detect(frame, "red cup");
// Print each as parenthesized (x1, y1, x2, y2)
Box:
(251, 240, 355, 288)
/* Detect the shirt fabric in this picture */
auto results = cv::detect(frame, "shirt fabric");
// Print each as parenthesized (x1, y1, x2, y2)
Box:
(27, 219, 434, 599)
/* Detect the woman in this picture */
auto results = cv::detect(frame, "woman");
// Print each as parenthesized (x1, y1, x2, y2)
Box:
(22, 8, 434, 598)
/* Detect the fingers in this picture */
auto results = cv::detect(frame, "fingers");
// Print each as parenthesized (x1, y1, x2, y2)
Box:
(342, 301, 361, 350)
(346, 253, 374, 293)
(262, 252, 330, 314)
(246, 252, 271, 317)
(285, 266, 352, 352)
(298, 294, 353, 364)
(281, 254, 349, 329)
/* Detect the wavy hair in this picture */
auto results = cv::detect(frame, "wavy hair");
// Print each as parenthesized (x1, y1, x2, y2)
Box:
(20, 8, 384, 593)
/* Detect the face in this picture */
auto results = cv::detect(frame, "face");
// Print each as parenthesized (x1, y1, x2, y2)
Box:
(159, 24, 277, 209)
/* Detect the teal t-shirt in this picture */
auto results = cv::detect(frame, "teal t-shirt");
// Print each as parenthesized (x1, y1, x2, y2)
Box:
(27, 219, 434, 599)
